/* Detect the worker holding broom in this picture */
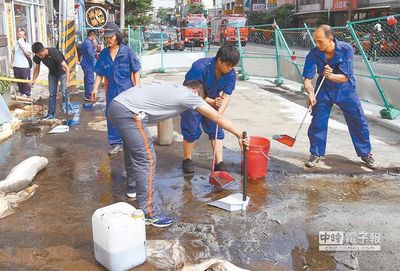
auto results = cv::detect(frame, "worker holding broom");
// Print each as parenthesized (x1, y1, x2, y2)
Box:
(181, 44, 240, 174)
(302, 25, 377, 169)
(108, 80, 249, 227)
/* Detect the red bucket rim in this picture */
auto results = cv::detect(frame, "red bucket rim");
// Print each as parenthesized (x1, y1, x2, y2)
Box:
(249, 136, 270, 149)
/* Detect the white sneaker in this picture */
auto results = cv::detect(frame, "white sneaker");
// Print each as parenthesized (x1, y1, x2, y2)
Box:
(126, 192, 136, 199)
(108, 144, 123, 155)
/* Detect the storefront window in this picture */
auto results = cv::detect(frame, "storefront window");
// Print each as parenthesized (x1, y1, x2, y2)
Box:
(34, 6, 40, 42)
(14, 4, 32, 42)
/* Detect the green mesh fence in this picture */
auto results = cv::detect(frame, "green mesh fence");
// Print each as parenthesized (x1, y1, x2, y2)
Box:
(236, 24, 277, 78)
(348, 15, 400, 119)
(123, 17, 400, 119)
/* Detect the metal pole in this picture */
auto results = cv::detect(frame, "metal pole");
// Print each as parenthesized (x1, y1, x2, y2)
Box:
(159, 30, 165, 73)
(274, 24, 283, 85)
(203, 26, 209, 53)
(237, 24, 248, 80)
(328, 0, 331, 23)
(274, 22, 303, 82)
(138, 26, 145, 78)
(120, 0, 125, 30)
(304, 23, 316, 47)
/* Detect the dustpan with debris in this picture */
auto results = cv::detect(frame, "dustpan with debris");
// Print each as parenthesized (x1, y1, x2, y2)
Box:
(208, 132, 250, 212)
(273, 76, 326, 147)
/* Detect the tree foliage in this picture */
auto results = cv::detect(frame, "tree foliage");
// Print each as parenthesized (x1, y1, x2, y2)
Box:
(157, 7, 175, 24)
(248, 4, 295, 27)
(185, 3, 205, 15)
(115, 0, 153, 26)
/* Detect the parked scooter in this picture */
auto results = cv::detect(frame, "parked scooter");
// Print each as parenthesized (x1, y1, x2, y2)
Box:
(164, 39, 185, 52)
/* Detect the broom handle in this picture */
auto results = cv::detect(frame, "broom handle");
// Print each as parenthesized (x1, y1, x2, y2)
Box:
(211, 124, 219, 172)
(294, 76, 326, 140)
(243, 131, 248, 202)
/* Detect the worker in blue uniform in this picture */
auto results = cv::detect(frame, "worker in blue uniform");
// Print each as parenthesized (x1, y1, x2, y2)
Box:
(92, 22, 141, 156)
(302, 25, 377, 169)
(181, 44, 240, 173)
(81, 30, 97, 101)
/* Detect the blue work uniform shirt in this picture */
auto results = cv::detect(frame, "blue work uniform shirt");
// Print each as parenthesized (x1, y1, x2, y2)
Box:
(94, 44, 141, 94)
(81, 37, 96, 68)
(184, 57, 236, 98)
(302, 39, 355, 92)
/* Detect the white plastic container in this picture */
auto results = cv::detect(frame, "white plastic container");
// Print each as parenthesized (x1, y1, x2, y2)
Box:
(92, 202, 146, 271)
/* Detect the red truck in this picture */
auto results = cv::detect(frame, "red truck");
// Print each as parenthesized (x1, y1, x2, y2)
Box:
(210, 14, 249, 46)
(180, 14, 208, 47)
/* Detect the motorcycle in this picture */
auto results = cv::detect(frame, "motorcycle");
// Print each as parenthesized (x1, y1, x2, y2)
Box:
(164, 39, 185, 52)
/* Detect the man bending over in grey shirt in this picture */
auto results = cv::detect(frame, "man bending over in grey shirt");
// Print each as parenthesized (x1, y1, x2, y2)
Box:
(108, 80, 248, 228)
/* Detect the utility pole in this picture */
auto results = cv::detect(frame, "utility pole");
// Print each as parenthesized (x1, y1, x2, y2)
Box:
(347, 0, 352, 22)
(120, 0, 125, 30)
(327, 0, 331, 23)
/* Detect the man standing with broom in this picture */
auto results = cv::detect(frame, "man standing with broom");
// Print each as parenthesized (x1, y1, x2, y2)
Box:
(302, 25, 377, 169)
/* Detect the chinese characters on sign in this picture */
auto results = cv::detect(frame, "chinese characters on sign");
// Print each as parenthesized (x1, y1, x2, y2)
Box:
(332, 0, 358, 11)
(252, 4, 266, 11)
(86, 6, 107, 28)
(319, 231, 381, 251)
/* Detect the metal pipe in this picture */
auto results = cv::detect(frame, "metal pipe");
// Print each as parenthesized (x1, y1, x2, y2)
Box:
(120, 0, 125, 30)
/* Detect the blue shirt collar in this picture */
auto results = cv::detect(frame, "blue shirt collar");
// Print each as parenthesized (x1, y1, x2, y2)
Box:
(105, 44, 129, 60)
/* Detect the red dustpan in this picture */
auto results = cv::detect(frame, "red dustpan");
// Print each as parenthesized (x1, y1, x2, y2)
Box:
(273, 76, 326, 147)
(209, 125, 234, 189)
(209, 171, 234, 189)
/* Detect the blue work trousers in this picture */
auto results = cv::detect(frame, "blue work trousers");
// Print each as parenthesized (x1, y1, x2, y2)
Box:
(180, 110, 224, 142)
(106, 86, 123, 146)
(82, 65, 94, 99)
(308, 87, 371, 157)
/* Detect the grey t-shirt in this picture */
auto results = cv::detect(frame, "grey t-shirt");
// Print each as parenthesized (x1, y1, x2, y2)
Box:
(113, 80, 207, 124)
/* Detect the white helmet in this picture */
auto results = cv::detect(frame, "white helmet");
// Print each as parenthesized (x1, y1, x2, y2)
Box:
(374, 23, 382, 31)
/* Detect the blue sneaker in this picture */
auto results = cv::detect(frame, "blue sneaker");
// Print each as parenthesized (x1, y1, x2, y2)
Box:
(45, 114, 55, 120)
(145, 214, 173, 228)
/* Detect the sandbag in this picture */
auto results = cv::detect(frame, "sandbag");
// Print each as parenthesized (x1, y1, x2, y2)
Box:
(146, 240, 249, 271)
(0, 156, 48, 193)
(0, 184, 39, 218)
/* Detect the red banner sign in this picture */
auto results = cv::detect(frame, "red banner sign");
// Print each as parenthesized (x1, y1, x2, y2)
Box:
(332, 0, 357, 11)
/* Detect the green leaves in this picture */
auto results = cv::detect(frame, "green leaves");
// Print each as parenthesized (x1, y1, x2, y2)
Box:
(185, 3, 205, 15)
(116, 0, 153, 25)
(0, 73, 11, 96)
(157, 7, 175, 24)
(248, 4, 295, 27)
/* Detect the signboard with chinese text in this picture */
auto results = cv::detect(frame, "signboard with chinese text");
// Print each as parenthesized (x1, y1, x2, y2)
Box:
(252, 4, 266, 11)
(332, 0, 357, 11)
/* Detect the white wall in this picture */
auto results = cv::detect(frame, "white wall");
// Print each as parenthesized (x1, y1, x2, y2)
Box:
(141, 52, 205, 72)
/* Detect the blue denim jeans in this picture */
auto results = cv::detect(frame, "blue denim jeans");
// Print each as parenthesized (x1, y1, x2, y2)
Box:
(48, 73, 67, 116)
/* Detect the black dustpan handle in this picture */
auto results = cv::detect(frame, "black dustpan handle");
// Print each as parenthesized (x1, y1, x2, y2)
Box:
(243, 131, 248, 202)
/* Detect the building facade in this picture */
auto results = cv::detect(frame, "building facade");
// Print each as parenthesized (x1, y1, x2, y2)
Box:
(0, 0, 52, 75)
(295, 0, 400, 27)
(221, 0, 295, 14)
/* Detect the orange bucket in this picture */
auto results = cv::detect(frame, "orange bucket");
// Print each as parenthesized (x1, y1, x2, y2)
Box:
(242, 136, 270, 180)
